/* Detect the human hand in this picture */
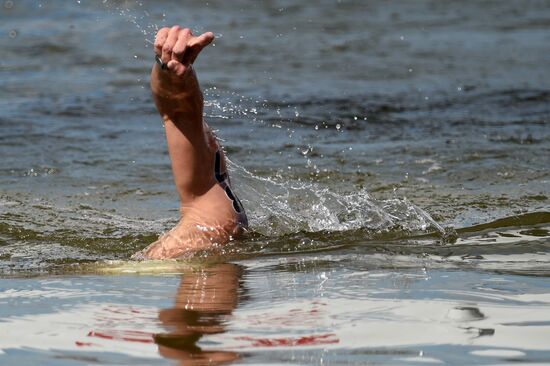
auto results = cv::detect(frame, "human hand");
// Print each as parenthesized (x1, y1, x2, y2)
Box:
(154, 25, 215, 76)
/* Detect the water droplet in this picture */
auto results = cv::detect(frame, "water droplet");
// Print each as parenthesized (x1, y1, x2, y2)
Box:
(353, 116, 358, 120)
(133, 54, 138, 59)
(8, 29, 17, 38)
(335, 124, 341, 130)
(399, 35, 404, 40)
(457, 86, 462, 91)
(408, 68, 413, 72)
(4, 0, 14, 9)
(314, 125, 319, 130)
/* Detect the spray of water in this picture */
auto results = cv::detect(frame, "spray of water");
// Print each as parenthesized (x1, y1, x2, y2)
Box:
(228, 159, 442, 238)
(95, 0, 161, 45)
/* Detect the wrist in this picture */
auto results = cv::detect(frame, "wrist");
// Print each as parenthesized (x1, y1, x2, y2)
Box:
(150, 63, 199, 95)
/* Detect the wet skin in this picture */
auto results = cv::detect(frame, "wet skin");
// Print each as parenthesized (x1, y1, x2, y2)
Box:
(136, 26, 247, 259)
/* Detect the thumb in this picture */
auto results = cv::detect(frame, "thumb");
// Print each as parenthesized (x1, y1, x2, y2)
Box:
(191, 31, 215, 48)
(186, 32, 215, 64)
(167, 60, 189, 76)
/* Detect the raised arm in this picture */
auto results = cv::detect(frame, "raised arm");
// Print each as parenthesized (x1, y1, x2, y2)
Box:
(134, 26, 247, 260)
(151, 26, 215, 202)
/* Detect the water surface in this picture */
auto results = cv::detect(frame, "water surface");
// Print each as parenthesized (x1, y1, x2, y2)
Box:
(0, 0, 549, 364)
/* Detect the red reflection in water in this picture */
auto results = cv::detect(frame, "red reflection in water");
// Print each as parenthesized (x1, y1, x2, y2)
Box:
(87, 330, 154, 343)
(236, 333, 339, 347)
(74, 341, 96, 347)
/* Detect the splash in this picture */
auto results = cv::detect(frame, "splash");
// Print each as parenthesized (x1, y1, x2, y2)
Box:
(228, 159, 442, 237)
(98, 0, 161, 46)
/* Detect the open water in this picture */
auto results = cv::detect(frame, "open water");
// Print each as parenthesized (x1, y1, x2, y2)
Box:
(1, 0, 549, 364)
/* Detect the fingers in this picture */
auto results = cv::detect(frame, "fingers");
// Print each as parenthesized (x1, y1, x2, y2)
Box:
(172, 28, 192, 62)
(154, 27, 169, 57)
(166, 60, 188, 77)
(154, 26, 215, 72)
(161, 25, 180, 64)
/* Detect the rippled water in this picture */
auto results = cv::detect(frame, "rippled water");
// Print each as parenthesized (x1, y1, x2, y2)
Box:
(1, 0, 549, 364)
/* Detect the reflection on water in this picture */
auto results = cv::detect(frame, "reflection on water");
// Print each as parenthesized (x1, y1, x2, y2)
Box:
(155, 263, 243, 365)
(1, 265, 550, 365)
